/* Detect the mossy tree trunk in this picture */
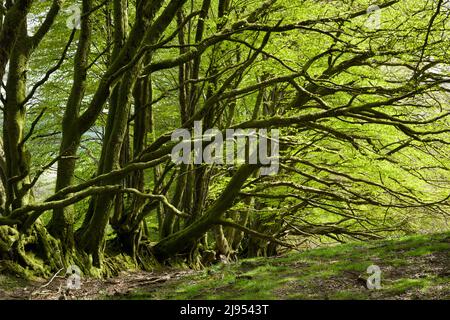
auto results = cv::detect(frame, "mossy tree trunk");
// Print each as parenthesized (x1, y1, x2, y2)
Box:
(49, 0, 92, 251)
(154, 164, 258, 260)
(78, 0, 189, 267)
(2, 20, 31, 212)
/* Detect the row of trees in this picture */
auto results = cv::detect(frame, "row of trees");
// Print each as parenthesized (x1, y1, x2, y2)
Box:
(0, 0, 449, 276)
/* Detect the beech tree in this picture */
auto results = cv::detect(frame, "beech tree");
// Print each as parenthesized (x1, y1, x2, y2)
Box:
(0, 0, 449, 276)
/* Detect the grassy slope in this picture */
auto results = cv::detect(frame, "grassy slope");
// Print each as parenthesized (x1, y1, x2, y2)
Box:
(123, 232, 450, 300)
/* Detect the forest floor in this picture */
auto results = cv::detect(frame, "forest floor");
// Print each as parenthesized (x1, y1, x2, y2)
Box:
(0, 232, 449, 300)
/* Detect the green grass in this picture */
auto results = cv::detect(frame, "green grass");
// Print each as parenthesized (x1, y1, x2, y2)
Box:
(120, 231, 450, 300)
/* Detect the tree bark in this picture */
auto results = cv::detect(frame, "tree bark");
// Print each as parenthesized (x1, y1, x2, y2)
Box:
(153, 164, 257, 260)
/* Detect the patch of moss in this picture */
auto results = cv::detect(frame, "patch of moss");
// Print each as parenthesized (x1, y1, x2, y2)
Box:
(329, 290, 368, 300)
(405, 243, 450, 256)
(384, 278, 430, 294)
(0, 274, 30, 291)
